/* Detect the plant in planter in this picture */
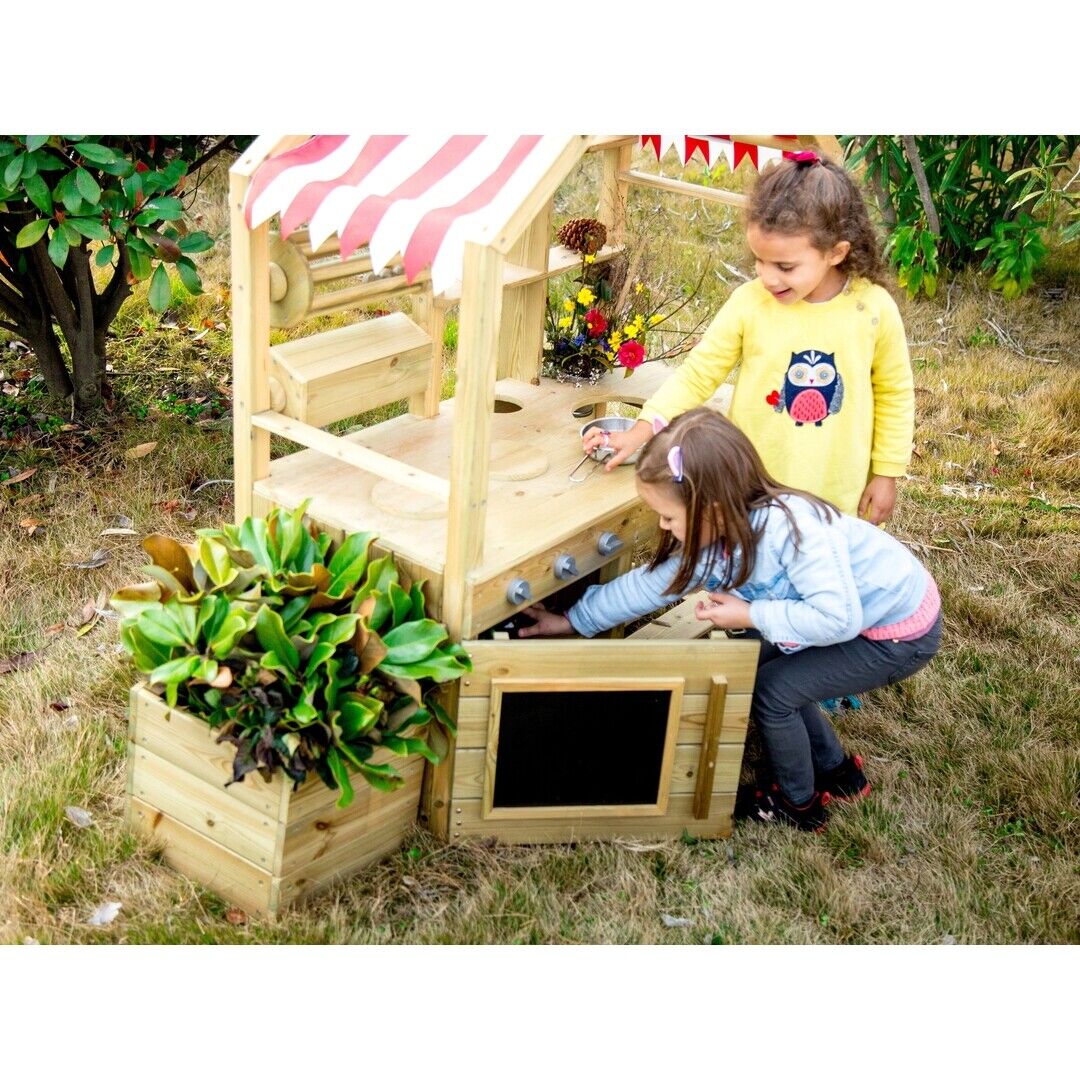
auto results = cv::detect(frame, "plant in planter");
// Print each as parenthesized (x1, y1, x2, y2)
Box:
(112, 501, 471, 808)
(542, 217, 708, 384)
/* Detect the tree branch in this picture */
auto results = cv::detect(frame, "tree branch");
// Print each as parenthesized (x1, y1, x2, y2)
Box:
(27, 241, 79, 345)
(0, 319, 19, 334)
(901, 136, 941, 236)
(95, 240, 131, 329)
(187, 136, 238, 176)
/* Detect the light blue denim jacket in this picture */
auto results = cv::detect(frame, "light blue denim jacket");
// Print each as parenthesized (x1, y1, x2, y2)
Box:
(568, 495, 932, 653)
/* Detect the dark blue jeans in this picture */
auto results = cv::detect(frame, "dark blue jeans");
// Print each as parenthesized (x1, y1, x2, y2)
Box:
(749, 612, 943, 804)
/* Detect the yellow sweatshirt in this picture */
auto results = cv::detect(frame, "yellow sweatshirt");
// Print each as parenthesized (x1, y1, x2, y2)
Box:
(639, 277, 914, 516)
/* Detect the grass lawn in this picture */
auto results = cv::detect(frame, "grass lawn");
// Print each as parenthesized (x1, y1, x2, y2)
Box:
(1, 154, 1077, 944)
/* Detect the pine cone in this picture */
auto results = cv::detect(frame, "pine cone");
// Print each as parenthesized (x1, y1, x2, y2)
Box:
(557, 217, 607, 256)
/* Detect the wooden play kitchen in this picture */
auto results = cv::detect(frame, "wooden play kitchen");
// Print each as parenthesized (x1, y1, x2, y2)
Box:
(216, 134, 833, 853)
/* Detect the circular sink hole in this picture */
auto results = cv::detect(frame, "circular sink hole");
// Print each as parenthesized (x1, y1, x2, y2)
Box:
(570, 401, 643, 421)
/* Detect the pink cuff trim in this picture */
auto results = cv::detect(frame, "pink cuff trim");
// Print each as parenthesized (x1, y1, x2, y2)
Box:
(862, 575, 940, 642)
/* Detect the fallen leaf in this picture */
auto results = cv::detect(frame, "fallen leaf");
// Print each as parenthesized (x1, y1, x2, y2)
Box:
(100, 527, 138, 537)
(19, 517, 43, 535)
(87, 901, 122, 927)
(2, 467, 37, 486)
(125, 441, 158, 460)
(14, 493, 42, 507)
(44, 623, 65, 635)
(0, 649, 43, 675)
(402, 875, 419, 888)
(75, 615, 100, 637)
(660, 914, 694, 929)
(114, 514, 134, 530)
(225, 907, 248, 926)
(64, 806, 93, 829)
(49, 700, 70, 712)
(66, 549, 110, 570)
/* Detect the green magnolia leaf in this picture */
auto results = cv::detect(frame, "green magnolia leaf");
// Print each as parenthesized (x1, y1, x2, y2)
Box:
(255, 605, 299, 672)
(210, 610, 253, 659)
(381, 619, 448, 665)
(379, 651, 471, 682)
(239, 516, 276, 573)
(338, 697, 379, 739)
(23, 173, 53, 214)
(326, 530, 376, 595)
(110, 582, 165, 621)
(15, 218, 49, 248)
(95, 244, 115, 267)
(325, 747, 355, 808)
(148, 263, 171, 312)
(47, 229, 69, 269)
(316, 613, 361, 648)
(136, 607, 190, 648)
(381, 734, 439, 764)
(356, 761, 403, 793)
(408, 581, 427, 621)
(388, 581, 412, 627)
(197, 535, 238, 588)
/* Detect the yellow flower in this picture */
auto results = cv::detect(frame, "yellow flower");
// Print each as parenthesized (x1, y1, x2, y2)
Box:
(623, 325, 638, 339)
(634, 314, 645, 328)
(577, 287, 595, 306)
(634, 282, 644, 294)
(649, 313, 663, 325)
(584, 254, 596, 264)
(608, 332, 622, 348)
(563, 298, 576, 312)
(558, 316, 572, 329)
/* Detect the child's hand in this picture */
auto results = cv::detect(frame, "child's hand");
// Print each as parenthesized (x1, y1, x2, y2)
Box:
(694, 591, 753, 630)
(517, 603, 575, 638)
(859, 475, 897, 525)
(582, 419, 652, 472)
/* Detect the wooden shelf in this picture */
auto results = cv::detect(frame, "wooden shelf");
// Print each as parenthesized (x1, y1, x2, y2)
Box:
(439, 244, 623, 302)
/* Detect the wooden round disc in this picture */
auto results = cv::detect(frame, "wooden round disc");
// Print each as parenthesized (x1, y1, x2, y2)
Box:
(370, 479, 447, 520)
(490, 439, 548, 480)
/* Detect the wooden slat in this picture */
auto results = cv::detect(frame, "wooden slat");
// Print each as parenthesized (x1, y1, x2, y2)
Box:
(129, 745, 279, 869)
(454, 691, 751, 749)
(129, 797, 274, 916)
(452, 742, 742, 802)
(497, 200, 552, 382)
(621, 170, 748, 209)
(309, 274, 425, 313)
(448, 793, 736, 843)
(586, 136, 637, 153)
(627, 590, 712, 641)
(252, 410, 450, 501)
(693, 676, 728, 820)
(409, 288, 445, 418)
(599, 143, 633, 247)
(459, 639, 760, 697)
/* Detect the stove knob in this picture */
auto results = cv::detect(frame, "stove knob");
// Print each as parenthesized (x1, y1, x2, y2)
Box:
(553, 554, 579, 580)
(506, 578, 533, 606)
(597, 531, 624, 557)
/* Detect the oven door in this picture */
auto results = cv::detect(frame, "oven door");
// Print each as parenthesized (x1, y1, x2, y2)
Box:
(430, 637, 759, 844)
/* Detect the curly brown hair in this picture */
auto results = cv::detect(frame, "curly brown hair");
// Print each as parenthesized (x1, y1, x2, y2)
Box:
(747, 157, 887, 287)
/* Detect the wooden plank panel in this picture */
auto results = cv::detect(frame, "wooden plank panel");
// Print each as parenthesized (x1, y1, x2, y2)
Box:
(129, 797, 274, 916)
(459, 639, 760, 697)
(451, 742, 742, 801)
(448, 793, 736, 843)
(693, 676, 728, 820)
(284, 747, 416, 826)
(281, 758, 423, 876)
(131, 688, 284, 819)
(627, 590, 712, 640)
(129, 745, 279, 869)
(455, 692, 751, 748)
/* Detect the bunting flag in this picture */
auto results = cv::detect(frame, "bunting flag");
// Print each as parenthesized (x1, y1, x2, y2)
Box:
(639, 135, 802, 171)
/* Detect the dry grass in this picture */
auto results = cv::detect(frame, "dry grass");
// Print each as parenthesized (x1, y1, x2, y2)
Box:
(1, 150, 1078, 944)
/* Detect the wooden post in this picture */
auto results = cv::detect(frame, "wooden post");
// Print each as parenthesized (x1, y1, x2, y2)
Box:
(230, 168, 271, 525)
(429, 240, 505, 838)
(693, 676, 728, 819)
(598, 142, 632, 245)
(409, 286, 446, 418)
(497, 203, 552, 383)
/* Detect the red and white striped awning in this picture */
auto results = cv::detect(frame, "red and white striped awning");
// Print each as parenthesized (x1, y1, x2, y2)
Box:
(640, 135, 798, 170)
(244, 135, 577, 295)
(244, 135, 800, 296)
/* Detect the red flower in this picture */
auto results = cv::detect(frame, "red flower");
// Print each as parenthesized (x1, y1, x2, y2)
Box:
(617, 339, 645, 369)
(584, 308, 607, 338)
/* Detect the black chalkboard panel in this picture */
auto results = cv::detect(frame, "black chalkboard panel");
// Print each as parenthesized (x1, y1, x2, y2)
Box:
(491, 688, 673, 808)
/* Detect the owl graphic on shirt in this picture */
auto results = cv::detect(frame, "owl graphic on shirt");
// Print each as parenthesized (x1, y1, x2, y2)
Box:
(770, 349, 844, 426)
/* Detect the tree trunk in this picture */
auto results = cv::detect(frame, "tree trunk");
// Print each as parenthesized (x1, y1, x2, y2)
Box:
(24, 320, 74, 402)
(901, 136, 942, 236)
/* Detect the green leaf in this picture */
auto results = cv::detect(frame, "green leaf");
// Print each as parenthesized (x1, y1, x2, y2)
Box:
(74, 141, 117, 165)
(178, 231, 214, 254)
(47, 229, 69, 269)
(23, 173, 53, 214)
(255, 605, 299, 672)
(4, 154, 25, 187)
(25, 136, 49, 153)
(95, 244, 115, 267)
(149, 654, 201, 689)
(388, 581, 413, 627)
(73, 167, 101, 205)
(148, 263, 171, 312)
(59, 221, 81, 247)
(69, 217, 111, 242)
(15, 218, 49, 248)
(122, 172, 143, 209)
(325, 747, 355, 808)
(327, 530, 376, 595)
(381, 619, 448, 665)
(143, 195, 184, 220)
(174, 256, 202, 295)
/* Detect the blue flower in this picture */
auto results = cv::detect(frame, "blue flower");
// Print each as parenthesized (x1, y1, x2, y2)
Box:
(572, 334, 586, 347)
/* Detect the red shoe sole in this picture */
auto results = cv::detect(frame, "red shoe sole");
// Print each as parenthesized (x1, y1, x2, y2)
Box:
(828, 781, 872, 803)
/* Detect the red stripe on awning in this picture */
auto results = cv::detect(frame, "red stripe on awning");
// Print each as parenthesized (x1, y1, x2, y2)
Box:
(244, 136, 347, 227)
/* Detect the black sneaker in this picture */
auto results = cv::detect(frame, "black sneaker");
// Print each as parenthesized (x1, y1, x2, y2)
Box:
(817, 754, 871, 802)
(734, 784, 831, 832)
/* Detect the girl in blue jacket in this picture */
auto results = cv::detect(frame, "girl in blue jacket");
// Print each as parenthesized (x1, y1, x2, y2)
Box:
(521, 407, 942, 832)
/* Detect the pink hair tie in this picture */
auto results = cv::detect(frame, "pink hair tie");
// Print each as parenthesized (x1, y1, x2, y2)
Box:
(667, 445, 684, 483)
(792, 149, 820, 166)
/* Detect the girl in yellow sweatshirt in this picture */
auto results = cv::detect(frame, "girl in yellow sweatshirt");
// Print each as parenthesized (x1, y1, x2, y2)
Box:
(588, 151, 914, 524)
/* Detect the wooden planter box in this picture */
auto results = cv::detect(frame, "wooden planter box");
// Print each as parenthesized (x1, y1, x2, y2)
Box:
(125, 684, 424, 917)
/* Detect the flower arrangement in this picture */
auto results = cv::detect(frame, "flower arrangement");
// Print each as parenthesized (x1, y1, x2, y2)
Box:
(111, 502, 471, 808)
(543, 217, 706, 384)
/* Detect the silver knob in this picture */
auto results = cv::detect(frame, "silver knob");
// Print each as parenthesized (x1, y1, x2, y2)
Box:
(553, 554, 579, 580)
(506, 578, 533, 605)
(597, 531, 624, 557)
